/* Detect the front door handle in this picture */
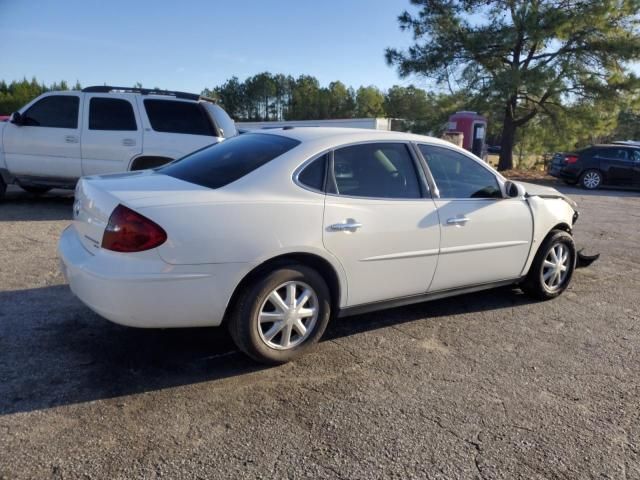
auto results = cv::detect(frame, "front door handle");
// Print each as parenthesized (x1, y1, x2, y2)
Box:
(329, 221, 363, 232)
(447, 217, 470, 226)
(65, 135, 79, 144)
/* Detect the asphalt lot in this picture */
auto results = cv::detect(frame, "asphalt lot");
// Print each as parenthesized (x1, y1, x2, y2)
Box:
(0, 183, 639, 479)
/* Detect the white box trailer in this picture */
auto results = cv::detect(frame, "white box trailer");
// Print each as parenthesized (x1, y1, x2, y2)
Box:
(236, 118, 395, 131)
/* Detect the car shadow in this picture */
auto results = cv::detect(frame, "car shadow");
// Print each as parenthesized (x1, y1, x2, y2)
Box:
(0, 283, 534, 416)
(0, 188, 73, 222)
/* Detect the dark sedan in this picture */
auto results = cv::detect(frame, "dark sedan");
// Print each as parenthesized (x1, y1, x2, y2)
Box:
(548, 144, 640, 189)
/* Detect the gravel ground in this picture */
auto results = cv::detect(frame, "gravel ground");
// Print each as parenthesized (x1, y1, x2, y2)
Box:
(0, 183, 639, 479)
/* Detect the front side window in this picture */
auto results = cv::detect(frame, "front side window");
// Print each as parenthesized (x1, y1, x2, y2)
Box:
(331, 143, 422, 199)
(144, 99, 214, 136)
(89, 97, 137, 131)
(419, 144, 501, 199)
(22, 95, 79, 128)
(159, 133, 300, 189)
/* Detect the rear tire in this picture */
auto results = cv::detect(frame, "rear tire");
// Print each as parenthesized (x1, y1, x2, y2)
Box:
(228, 265, 331, 364)
(522, 230, 576, 300)
(20, 185, 52, 195)
(579, 169, 603, 190)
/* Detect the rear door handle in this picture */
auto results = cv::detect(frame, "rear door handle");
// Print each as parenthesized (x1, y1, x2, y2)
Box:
(447, 217, 470, 226)
(65, 135, 79, 144)
(329, 221, 363, 232)
(122, 138, 136, 146)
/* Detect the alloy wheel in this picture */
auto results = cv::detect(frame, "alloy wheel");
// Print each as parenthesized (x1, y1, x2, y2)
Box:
(541, 243, 570, 291)
(257, 281, 319, 350)
(583, 171, 601, 189)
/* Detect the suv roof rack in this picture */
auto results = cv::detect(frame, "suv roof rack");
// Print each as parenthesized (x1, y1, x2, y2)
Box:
(81, 86, 216, 103)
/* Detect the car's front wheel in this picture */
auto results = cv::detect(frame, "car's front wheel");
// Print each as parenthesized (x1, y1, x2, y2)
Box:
(229, 265, 331, 364)
(580, 169, 603, 190)
(522, 230, 576, 300)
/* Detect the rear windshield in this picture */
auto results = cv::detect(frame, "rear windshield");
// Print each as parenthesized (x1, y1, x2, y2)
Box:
(159, 133, 300, 189)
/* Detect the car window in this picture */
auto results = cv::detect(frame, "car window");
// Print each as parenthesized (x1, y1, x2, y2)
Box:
(331, 143, 422, 199)
(22, 95, 79, 128)
(418, 144, 502, 199)
(205, 103, 238, 138)
(159, 133, 300, 189)
(144, 99, 215, 136)
(600, 148, 629, 160)
(298, 154, 327, 191)
(632, 150, 640, 161)
(89, 97, 137, 131)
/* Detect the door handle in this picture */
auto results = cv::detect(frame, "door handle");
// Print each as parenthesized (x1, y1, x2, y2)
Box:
(122, 138, 136, 146)
(447, 217, 470, 226)
(65, 135, 79, 144)
(329, 221, 363, 232)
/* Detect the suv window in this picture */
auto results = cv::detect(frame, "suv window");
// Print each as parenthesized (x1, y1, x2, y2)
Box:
(205, 103, 238, 138)
(144, 99, 215, 136)
(160, 133, 300, 189)
(298, 154, 327, 191)
(419, 144, 501, 199)
(89, 97, 137, 131)
(331, 143, 422, 199)
(22, 95, 79, 128)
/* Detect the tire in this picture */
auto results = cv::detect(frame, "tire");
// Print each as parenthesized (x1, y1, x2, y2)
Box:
(579, 169, 603, 190)
(228, 265, 332, 364)
(522, 230, 576, 300)
(20, 185, 52, 195)
(0, 177, 6, 200)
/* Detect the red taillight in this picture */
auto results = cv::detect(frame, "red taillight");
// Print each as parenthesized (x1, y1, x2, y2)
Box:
(102, 204, 167, 252)
(565, 155, 579, 164)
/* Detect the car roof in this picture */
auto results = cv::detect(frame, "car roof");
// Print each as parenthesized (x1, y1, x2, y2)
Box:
(248, 126, 454, 147)
(592, 143, 639, 148)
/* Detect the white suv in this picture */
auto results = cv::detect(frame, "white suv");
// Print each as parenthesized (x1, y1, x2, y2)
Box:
(0, 86, 238, 197)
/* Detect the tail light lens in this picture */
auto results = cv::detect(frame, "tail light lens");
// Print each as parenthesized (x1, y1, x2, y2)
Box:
(102, 204, 167, 252)
(565, 155, 579, 164)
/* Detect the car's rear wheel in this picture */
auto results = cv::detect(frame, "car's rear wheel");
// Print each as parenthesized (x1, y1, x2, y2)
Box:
(20, 185, 52, 195)
(580, 169, 602, 190)
(228, 265, 331, 364)
(522, 229, 576, 300)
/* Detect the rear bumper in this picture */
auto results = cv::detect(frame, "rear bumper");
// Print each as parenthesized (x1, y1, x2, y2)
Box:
(58, 226, 250, 328)
(548, 164, 580, 181)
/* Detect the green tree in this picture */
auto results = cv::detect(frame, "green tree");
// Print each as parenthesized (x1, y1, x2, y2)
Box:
(386, 0, 640, 170)
(355, 86, 385, 117)
(287, 75, 322, 120)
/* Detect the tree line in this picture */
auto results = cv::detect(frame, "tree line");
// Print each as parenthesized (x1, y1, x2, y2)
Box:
(2, 73, 640, 168)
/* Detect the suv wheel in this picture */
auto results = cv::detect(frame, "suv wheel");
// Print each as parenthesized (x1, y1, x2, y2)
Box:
(229, 265, 331, 364)
(20, 185, 52, 195)
(580, 169, 602, 190)
(522, 230, 576, 300)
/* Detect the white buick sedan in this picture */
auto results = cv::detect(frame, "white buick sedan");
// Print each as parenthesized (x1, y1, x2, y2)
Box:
(59, 128, 580, 363)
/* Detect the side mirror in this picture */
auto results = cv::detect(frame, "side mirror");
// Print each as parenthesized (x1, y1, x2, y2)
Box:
(10, 112, 23, 125)
(504, 180, 526, 198)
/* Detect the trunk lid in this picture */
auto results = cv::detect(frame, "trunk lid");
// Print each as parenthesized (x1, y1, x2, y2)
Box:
(73, 171, 210, 252)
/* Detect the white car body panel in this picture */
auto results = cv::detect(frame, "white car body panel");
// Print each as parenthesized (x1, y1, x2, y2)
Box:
(58, 128, 578, 329)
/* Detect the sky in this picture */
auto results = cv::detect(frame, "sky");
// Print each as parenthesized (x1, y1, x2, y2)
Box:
(0, 0, 421, 93)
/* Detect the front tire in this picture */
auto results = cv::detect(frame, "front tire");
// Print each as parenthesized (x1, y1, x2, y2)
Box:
(580, 169, 603, 190)
(228, 265, 331, 364)
(522, 230, 576, 300)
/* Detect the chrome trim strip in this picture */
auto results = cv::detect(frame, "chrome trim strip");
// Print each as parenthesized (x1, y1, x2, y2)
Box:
(361, 248, 439, 262)
(440, 240, 529, 255)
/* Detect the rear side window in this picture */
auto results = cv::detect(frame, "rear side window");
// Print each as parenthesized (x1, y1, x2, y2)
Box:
(419, 144, 501, 199)
(144, 99, 214, 136)
(331, 143, 422, 199)
(598, 148, 629, 160)
(159, 133, 300, 189)
(205, 104, 238, 138)
(22, 95, 79, 128)
(89, 98, 137, 131)
(298, 154, 327, 191)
